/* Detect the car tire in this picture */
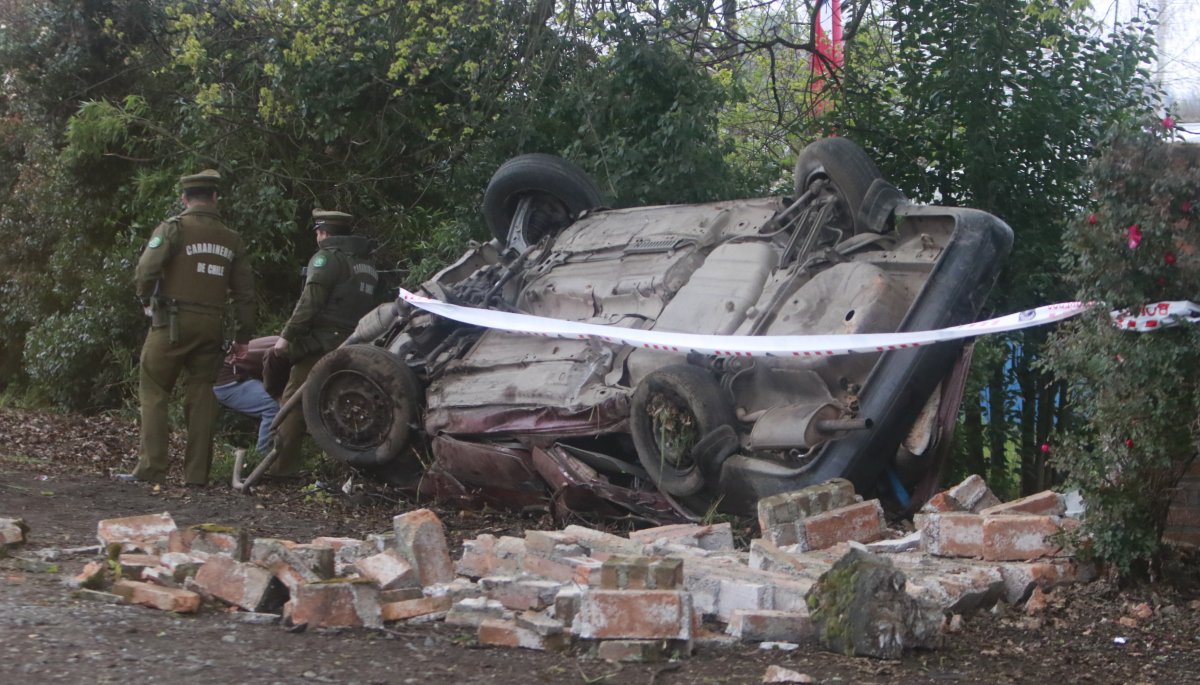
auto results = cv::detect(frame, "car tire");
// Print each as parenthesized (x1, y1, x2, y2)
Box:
(303, 344, 423, 470)
(483, 154, 604, 251)
(793, 137, 890, 235)
(630, 364, 734, 498)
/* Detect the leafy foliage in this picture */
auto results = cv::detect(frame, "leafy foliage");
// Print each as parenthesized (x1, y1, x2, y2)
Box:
(1043, 123, 1200, 573)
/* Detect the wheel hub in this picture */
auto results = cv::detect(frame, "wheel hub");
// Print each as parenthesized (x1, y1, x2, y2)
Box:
(317, 370, 394, 450)
(647, 392, 698, 469)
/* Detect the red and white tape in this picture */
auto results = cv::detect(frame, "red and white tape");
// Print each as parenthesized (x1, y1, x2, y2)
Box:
(398, 289, 1200, 358)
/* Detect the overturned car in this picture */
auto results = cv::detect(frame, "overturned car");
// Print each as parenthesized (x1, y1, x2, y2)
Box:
(295, 139, 1012, 522)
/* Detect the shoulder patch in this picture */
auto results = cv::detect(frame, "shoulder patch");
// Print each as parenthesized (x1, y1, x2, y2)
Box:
(311, 254, 327, 268)
(148, 236, 163, 249)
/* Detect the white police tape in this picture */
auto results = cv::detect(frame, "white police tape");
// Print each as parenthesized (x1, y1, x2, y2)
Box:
(398, 289, 1200, 358)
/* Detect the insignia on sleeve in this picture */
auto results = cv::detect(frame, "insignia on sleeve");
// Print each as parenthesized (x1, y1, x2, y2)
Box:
(148, 236, 163, 249)
(312, 254, 327, 268)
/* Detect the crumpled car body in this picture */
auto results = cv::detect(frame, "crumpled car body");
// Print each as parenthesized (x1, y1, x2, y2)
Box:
(303, 140, 1013, 522)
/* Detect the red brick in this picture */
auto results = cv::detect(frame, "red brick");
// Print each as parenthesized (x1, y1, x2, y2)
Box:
(982, 516, 1073, 561)
(311, 536, 373, 565)
(629, 523, 734, 552)
(288, 580, 382, 629)
(192, 556, 286, 612)
(355, 550, 418, 591)
(487, 578, 562, 611)
(381, 595, 451, 622)
(96, 513, 176, 553)
(456, 534, 497, 578)
(920, 492, 959, 513)
(250, 539, 335, 591)
(561, 525, 645, 558)
(477, 618, 568, 651)
(919, 512, 984, 558)
(726, 609, 814, 643)
(168, 525, 249, 560)
(117, 553, 161, 578)
(392, 509, 454, 586)
(574, 590, 693, 640)
(797, 499, 885, 551)
(600, 556, 683, 590)
(159, 552, 204, 583)
(112, 579, 200, 613)
(524, 530, 581, 558)
(70, 561, 106, 590)
(979, 491, 1065, 517)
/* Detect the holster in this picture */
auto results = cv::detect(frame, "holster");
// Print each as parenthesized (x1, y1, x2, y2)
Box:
(150, 298, 180, 343)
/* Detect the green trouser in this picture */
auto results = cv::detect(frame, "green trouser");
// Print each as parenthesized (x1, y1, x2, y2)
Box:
(135, 309, 223, 484)
(270, 354, 319, 477)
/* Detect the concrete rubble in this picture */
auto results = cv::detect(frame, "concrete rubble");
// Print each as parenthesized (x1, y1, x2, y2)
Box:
(25, 474, 1091, 661)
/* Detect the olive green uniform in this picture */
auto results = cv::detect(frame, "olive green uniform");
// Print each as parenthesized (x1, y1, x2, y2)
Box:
(272, 232, 378, 476)
(134, 200, 255, 484)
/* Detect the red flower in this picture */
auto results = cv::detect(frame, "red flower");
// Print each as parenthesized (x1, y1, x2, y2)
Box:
(1164, 251, 1177, 266)
(1126, 223, 1142, 250)
(1040, 443, 1051, 454)
(1163, 115, 1176, 129)
(1125, 438, 1135, 449)
(1087, 213, 1098, 225)
(1183, 200, 1194, 214)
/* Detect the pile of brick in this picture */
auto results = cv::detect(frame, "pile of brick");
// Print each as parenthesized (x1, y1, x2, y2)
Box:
(62, 474, 1089, 662)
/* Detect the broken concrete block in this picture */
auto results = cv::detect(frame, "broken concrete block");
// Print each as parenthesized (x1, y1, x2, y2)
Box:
(905, 566, 1004, 615)
(628, 523, 734, 552)
(478, 618, 568, 651)
(573, 589, 693, 640)
(381, 595, 452, 622)
(354, 550, 419, 591)
(982, 515, 1074, 561)
(994, 560, 1091, 604)
(111, 579, 200, 613)
(0, 518, 29, 547)
(96, 512, 176, 553)
(287, 579, 382, 629)
(457, 534, 497, 578)
(806, 547, 942, 658)
(794, 499, 885, 552)
(250, 539, 335, 592)
(979, 490, 1066, 518)
(393, 509, 454, 586)
(192, 556, 286, 612)
(716, 578, 774, 622)
(445, 596, 509, 627)
(599, 556, 683, 591)
(168, 524, 248, 560)
(423, 577, 481, 603)
(747, 540, 829, 580)
(919, 512, 984, 558)
(726, 609, 814, 643)
(757, 479, 859, 546)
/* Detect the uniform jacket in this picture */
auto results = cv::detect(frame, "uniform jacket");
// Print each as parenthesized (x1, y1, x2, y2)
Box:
(280, 235, 378, 359)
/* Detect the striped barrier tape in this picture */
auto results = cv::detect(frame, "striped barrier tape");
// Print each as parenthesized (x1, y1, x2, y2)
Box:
(398, 289, 1200, 358)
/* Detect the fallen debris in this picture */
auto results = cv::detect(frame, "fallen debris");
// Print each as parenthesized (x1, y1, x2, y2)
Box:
(762, 665, 816, 683)
(54, 473, 1090, 663)
(0, 517, 30, 549)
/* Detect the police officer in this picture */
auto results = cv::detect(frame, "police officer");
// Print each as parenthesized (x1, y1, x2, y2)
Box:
(270, 210, 378, 478)
(123, 169, 255, 486)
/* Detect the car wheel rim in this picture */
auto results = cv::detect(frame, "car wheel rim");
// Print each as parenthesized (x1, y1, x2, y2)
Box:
(646, 391, 698, 472)
(318, 369, 395, 450)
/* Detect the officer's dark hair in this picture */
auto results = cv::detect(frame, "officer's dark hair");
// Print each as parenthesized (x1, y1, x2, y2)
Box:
(183, 187, 217, 202)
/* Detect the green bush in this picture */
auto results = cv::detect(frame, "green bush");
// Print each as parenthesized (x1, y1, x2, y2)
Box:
(1043, 120, 1200, 574)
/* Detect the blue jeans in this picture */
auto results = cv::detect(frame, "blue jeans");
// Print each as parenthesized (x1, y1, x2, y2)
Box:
(213, 379, 279, 453)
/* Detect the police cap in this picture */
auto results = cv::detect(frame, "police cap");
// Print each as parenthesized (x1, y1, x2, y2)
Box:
(179, 169, 221, 191)
(312, 209, 354, 235)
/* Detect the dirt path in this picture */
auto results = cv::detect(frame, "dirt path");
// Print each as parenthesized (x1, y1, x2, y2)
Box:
(3, 408, 1200, 683)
